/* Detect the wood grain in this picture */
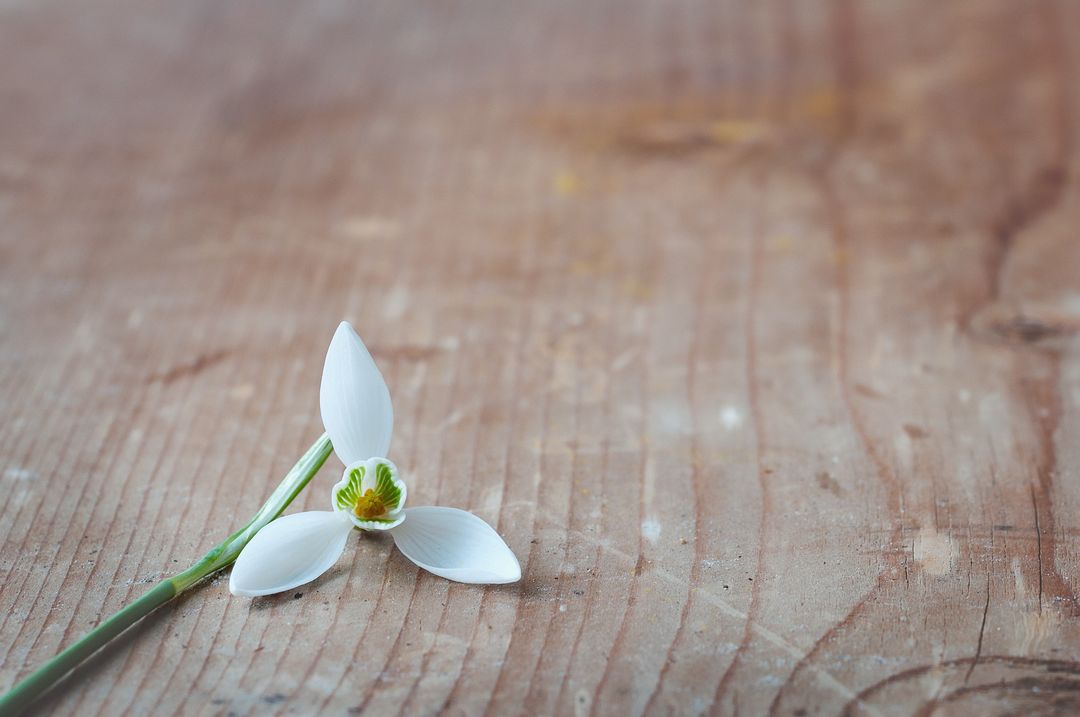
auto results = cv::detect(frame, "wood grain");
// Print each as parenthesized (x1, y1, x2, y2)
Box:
(2, 1, 1080, 714)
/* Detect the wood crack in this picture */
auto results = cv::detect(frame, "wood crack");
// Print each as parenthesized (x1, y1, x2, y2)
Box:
(965, 573, 991, 683)
(148, 349, 231, 385)
(1031, 485, 1044, 613)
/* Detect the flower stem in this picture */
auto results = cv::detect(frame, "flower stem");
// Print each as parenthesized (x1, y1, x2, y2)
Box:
(0, 432, 334, 716)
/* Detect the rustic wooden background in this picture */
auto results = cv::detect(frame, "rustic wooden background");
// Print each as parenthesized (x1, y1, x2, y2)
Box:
(2, 1, 1080, 715)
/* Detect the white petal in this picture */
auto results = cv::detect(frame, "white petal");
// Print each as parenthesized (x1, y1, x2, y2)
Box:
(320, 321, 393, 466)
(230, 511, 353, 597)
(389, 506, 521, 584)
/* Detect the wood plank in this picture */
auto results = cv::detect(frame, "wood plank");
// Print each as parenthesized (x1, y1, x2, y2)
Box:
(1, 0, 1079, 714)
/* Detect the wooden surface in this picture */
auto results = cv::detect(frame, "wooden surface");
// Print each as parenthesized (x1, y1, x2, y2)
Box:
(2, 1, 1080, 715)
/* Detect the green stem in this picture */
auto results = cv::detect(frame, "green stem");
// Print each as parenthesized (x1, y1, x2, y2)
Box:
(0, 433, 333, 717)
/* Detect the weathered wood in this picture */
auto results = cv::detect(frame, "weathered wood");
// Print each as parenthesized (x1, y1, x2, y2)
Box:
(2, 1, 1080, 714)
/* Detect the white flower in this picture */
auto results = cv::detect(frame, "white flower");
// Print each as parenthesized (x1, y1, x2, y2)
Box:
(229, 322, 521, 597)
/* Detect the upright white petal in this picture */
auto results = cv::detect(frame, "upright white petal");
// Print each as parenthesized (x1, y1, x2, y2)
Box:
(230, 511, 353, 597)
(320, 321, 394, 466)
(389, 506, 521, 584)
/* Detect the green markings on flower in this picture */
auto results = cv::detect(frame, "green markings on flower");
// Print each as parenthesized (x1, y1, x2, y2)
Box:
(333, 458, 406, 527)
(373, 462, 402, 512)
(335, 465, 366, 512)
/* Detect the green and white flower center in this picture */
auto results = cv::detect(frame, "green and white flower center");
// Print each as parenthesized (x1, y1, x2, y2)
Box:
(332, 457, 407, 530)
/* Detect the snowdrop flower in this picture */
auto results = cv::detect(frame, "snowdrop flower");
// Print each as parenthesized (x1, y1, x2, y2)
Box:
(229, 322, 521, 597)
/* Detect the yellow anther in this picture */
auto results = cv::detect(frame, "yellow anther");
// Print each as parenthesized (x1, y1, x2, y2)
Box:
(353, 489, 386, 519)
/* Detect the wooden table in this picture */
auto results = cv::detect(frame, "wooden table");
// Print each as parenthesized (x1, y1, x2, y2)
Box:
(2, 1, 1080, 714)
